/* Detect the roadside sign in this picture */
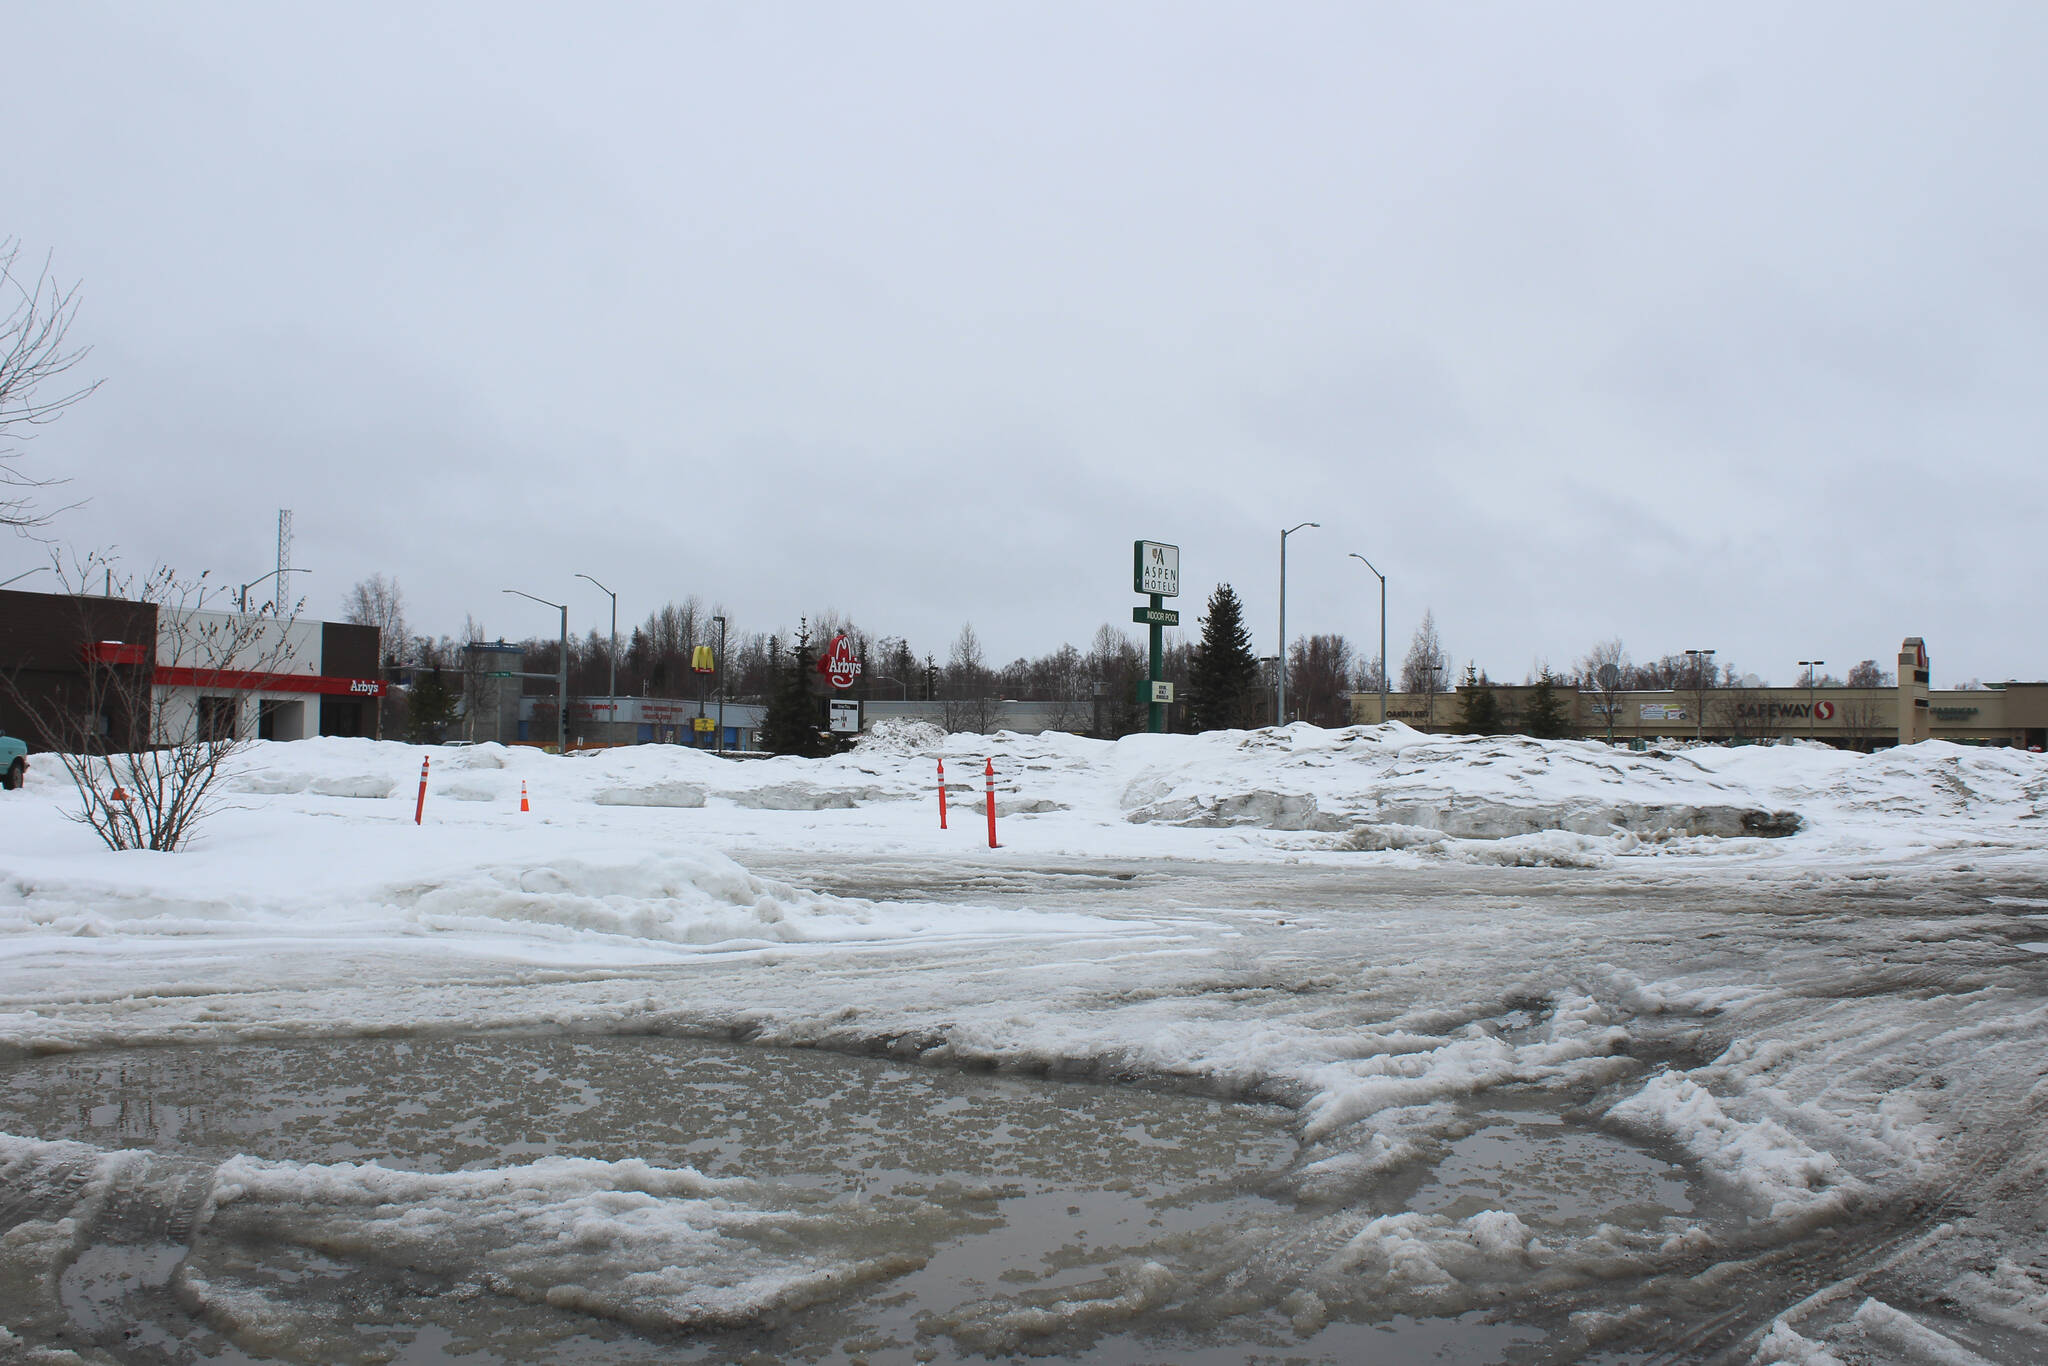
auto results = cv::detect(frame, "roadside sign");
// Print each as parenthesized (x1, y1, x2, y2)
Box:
(828, 699, 861, 733)
(486, 671, 514, 678)
(692, 716, 716, 732)
(816, 635, 862, 689)
(1133, 541, 1180, 597)
(1150, 681, 1174, 704)
(691, 645, 715, 673)
(1132, 606, 1180, 626)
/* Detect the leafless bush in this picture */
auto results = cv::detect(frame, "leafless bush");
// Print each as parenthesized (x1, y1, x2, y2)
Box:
(7, 555, 301, 851)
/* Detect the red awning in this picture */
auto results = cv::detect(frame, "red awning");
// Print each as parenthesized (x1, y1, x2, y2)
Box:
(81, 641, 149, 666)
(151, 666, 385, 697)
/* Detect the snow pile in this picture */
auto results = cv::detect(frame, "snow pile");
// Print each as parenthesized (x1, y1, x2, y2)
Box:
(1608, 1072, 1864, 1221)
(67, 723, 2043, 872)
(391, 853, 884, 946)
(204, 1150, 936, 1332)
(856, 718, 947, 753)
(0, 1131, 959, 1340)
(1115, 726, 1809, 847)
(593, 781, 706, 807)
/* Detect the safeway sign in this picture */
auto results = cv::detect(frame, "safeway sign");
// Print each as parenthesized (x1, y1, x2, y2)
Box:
(817, 634, 862, 689)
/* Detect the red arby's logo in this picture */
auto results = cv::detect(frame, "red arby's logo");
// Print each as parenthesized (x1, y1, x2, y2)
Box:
(1814, 700, 1835, 721)
(816, 635, 862, 689)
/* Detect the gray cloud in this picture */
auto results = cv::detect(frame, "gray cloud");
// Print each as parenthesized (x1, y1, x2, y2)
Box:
(8, 1, 2045, 683)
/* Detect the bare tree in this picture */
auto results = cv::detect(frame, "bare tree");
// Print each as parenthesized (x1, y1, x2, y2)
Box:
(1, 242, 98, 529)
(1287, 633, 1356, 728)
(1577, 638, 1630, 743)
(1399, 609, 1450, 729)
(1087, 623, 1145, 738)
(1352, 653, 1387, 695)
(1845, 659, 1894, 688)
(6, 555, 302, 851)
(946, 623, 990, 697)
(1839, 696, 1888, 752)
(1719, 689, 1787, 745)
(342, 574, 410, 666)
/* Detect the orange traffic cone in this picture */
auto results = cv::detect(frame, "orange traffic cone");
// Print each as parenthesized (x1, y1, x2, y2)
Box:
(519, 781, 530, 813)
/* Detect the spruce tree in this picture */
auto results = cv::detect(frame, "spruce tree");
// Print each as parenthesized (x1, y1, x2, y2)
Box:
(1184, 584, 1265, 732)
(761, 624, 824, 756)
(404, 667, 459, 743)
(1456, 663, 1501, 735)
(1520, 668, 1573, 740)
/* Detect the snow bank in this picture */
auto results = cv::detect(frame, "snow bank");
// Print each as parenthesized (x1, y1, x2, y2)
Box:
(206, 1150, 935, 1332)
(39, 723, 2041, 873)
(1607, 1071, 1865, 1221)
(391, 853, 884, 946)
(0, 1131, 957, 1338)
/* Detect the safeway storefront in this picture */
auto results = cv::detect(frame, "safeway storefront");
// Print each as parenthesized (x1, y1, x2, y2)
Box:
(1349, 638, 2048, 749)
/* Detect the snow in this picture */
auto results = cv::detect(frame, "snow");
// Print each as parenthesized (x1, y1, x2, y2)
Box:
(3, 723, 2047, 1355)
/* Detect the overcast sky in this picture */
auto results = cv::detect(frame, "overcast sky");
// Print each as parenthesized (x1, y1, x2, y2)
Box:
(9, 2, 2045, 685)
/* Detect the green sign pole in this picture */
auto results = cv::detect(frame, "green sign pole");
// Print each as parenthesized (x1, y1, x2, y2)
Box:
(1148, 593, 1165, 733)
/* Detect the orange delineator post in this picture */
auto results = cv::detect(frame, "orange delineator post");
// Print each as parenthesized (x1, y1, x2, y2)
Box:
(414, 755, 429, 825)
(985, 757, 998, 848)
(937, 757, 948, 829)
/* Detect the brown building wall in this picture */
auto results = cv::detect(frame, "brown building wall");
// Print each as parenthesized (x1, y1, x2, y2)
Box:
(0, 589, 160, 753)
(320, 621, 382, 679)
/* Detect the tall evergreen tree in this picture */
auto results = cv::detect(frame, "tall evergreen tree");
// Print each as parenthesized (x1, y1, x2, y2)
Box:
(1184, 584, 1265, 731)
(760, 622, 825, 756)
(404, 666, 459, 743)
(1520, 668, 1574, 740)
(1456, 663, 1501, 734)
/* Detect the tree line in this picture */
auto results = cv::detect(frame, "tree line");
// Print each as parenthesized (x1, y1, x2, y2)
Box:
(347, 574, 1906, 746)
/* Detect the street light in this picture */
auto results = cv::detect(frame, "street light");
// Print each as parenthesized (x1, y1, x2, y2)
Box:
(1277, 521, 1319, 726)
(712, 615, 728, 753)
(1348, 552, 1386, 726)
(503, 589, 569, 754)
(0, 565, 51, 590)
(1683, 648, 1715, 742)
(574, 573, 618, 739)
(237, 567, 311, 615)
(1798, 659, 1826, 742)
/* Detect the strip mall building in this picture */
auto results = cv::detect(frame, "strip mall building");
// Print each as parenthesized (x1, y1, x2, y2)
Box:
(1, 588, 384, 747)
(1350, 638, 2048, 749)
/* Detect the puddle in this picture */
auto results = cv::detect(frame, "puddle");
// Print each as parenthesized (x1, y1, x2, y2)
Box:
(0, 1037, 1718, 1363)
(1413, 1110, 1694, 1229)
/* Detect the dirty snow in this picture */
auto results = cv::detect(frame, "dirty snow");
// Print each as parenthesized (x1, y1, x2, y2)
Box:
(1, 723, 2045, 1360)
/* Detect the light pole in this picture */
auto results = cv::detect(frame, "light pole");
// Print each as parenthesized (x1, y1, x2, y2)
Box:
(1277, 521, 1319, 726)
(1798, 659, 1825, 742)
(0, 565, 52, 590)
(575, 573, 617, 740)
(712, 615, 727, 752)
(1684, 648, 1715, 742)
(237, 568, 311, 615)
(504, 589, 569, 754)
(1348, 552, 1386, 725)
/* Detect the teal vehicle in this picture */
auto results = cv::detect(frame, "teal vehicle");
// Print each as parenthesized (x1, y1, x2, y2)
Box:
(0, 729, 26, 791)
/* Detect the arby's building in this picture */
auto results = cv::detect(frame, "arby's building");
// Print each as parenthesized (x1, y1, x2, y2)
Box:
(0, 588, 384, 747)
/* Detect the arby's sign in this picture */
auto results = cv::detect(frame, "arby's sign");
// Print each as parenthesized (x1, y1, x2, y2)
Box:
(816, 634, 862, 689)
